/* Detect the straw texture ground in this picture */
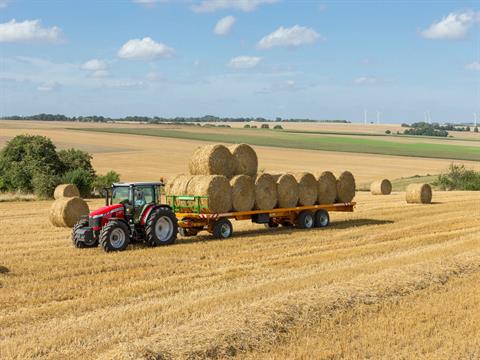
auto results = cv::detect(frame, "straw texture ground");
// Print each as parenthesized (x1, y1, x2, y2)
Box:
(188, 144, 235, 178)
(272, 174, 299, 208)
(49, 197, 89, 228)
(254, 173, 277, 210)
(229, 144, 258, 177)
(53, 184, 80, 200)
(336, 171, 356, 203)
(371, 179, 392, 195)
(317, 171, 337, 204)
(406, 183, 432, 204)
(291, 172, 317, 206)
(230, 175, 255, 212)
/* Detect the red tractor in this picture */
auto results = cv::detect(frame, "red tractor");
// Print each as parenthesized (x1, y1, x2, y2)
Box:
(72, 182, 178, 252)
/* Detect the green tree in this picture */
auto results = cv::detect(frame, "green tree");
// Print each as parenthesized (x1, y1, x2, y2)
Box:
(92, 171, 120, 193)
(58, 148, 95, 176)
(261, 124, 270, 129)
(385, 130, 391, 134)
(474, 126, 479, 133)
(32, 173, 61, 199)
(61, 168, 95, 198)
(0, 135, 62, 192)
(273, 124, 283, 130)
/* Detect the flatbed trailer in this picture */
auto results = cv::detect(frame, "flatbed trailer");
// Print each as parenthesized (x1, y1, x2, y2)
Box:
(166, 195, 355, 239)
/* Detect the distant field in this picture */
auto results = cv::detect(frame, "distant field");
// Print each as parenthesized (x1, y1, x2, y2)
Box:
(72, 127, 480, 162)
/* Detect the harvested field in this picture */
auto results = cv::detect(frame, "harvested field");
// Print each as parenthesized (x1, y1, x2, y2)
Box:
(1, 191, 480, 359)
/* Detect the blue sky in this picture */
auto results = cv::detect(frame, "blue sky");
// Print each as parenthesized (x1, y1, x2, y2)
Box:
(0, 0, 479, 123)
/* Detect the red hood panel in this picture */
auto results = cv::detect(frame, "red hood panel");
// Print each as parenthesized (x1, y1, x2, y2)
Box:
(89, 204, 123, 217)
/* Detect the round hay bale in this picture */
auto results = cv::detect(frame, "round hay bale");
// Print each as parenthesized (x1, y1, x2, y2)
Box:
(230, 175, 255, 212)
(272, 174, 299, 208)
(49, 197, 89, 228)
(167, 174, 194, 196)
(316, 171, 337, 204)
(229, 144, 258, 177)
(188, 144, 235, 178)
(254, 173, 277, 210)
(370, 179, 392, 195)
(54, 184, 80, 200)
(186, 175, 232, 213)
(336, 171, 356, 203)
(406, 183, 432, 204)
(291, 172, 317, 206)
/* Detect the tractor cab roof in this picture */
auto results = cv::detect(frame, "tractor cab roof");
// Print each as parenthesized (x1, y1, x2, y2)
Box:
(112, 182, 164, 187)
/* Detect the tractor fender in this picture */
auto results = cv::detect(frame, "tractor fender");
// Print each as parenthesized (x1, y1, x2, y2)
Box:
(106, 217, 130, 229)
(140, 204, 174, 225)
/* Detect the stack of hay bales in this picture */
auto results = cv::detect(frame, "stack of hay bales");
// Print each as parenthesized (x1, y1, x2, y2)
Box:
(371, 179, 392, 195)
(50, 184, 89, 228)
(167, 143, 357, 213)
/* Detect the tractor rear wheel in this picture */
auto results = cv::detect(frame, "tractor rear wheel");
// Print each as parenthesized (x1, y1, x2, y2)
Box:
(99, 220, 130, 252)
(145, 207, 178, 246)
(72, 219, 98, 248)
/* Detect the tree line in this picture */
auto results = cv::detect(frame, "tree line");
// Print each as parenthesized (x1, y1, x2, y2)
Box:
(1, 113, 350, 124)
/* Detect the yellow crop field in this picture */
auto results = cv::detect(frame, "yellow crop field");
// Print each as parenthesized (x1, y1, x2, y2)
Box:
(1, 191, 480, 359)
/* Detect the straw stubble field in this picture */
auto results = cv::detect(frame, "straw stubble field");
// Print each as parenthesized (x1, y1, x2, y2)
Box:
(1, 191, 480, 359)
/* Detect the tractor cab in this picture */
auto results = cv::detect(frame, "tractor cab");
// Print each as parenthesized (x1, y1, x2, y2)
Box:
(72, 181, 178, 252)
(106, 182, 161, 222)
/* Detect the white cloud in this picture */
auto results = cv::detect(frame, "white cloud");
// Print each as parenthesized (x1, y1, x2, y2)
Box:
(192, 0, 278, 12)
(228, 56, 262, 69)
(257, 25, 322, 49)
(0, 0, 9, 9)
(81, 59, 108, 71)
(354, 76, 377, 85)
(466, 61, 480, 70)
(0, 19, 61, 43)
(37, 81, 59, 92)
(91, 70, 109, 78)
(118, 37, 174, 60)
(133, 0, 168, 7)
(421, 11, 479, 40)
(214, 15, 235, 35)
(146, 71, 163, 81)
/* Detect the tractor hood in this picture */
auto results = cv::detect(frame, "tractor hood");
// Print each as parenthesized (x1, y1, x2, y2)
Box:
(89, 204, 124, 218)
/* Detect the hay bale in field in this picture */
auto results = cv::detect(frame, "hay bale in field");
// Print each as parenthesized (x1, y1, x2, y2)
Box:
(291, 172, 317, 206)
(316, 171, 337, 204)
(371, 179, 392, 195)
(186, 175, 232, 213)
(188, 144, 235, 178)
(230, 175, 255, 212)
(49, 197, 89, 228)
(272, 174, 299, 208)
(254, 173, 277, 210)
(406, 183, 432, 204)
(53, 184, 80, 200)
(229, 144, 258, 177)
(336, 171, 356, 203)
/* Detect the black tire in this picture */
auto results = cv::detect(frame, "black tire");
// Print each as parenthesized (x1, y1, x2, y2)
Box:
(145, 207, 178, 246)
(296, 211, 314, 229)
(99, 220, 130, 252)
(212, 219, 233, 239)
(314, 209, 330, 228)
(72, 219, 98, 248)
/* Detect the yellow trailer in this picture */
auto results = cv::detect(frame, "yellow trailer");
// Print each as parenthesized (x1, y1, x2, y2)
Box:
(166, 195, 355, 239)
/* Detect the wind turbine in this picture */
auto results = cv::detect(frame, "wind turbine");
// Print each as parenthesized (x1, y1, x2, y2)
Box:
(376, 111, 380, 125)
(364, 109, 367, 125)
(474, 112, 478, 127)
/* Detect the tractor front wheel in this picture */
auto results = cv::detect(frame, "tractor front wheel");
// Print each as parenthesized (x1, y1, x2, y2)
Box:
(72, 219, 98, 248)
(145, 208, 178, 246)
(99, 220, 130, 252)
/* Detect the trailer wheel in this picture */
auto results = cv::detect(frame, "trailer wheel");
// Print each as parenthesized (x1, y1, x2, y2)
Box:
(296, 211, 314, 229)
(314, 209, 330, 228)
(212, 219, 233, 239)
(100, 220, 130, 252)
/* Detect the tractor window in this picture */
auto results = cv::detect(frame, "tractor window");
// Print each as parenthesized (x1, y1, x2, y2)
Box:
(134, 186, 154, 206)
(112, 187, 130, 205)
